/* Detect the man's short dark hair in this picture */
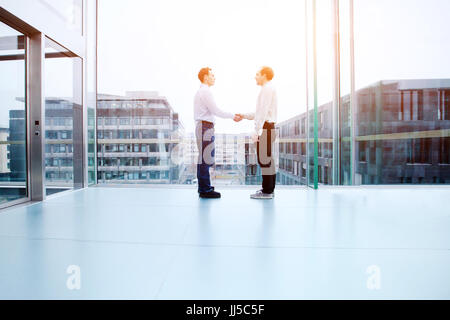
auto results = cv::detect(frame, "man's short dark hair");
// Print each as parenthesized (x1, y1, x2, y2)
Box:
(260, 66, 274, 81)
(198, 67, 211, 83)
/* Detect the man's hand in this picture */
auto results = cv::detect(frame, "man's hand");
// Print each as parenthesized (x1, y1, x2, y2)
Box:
(252, 133, 259, 143)
(233, 114, 243, 122)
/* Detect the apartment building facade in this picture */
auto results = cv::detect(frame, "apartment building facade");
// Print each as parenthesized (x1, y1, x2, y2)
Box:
(181, 133, 247, 185)
(96, 92, 184, 184)
(276, 79, 450, 185)
(0, 128, 9, 175)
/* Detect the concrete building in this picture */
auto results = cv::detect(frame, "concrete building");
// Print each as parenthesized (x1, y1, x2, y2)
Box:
(181, 133, 247, 186)
(277, 79, 450, 185)
(96, 92, 184, 184)
(244, 135, 264, 186)
(210, 133, 246, 185)
(0, 128, 9, 174)
(180, 132, 198, 185)
(8, 98, 84, 194)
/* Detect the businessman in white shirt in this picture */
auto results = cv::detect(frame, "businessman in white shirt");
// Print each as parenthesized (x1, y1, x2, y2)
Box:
(194, 67, 242, 199)
(239, 66, 278, 199)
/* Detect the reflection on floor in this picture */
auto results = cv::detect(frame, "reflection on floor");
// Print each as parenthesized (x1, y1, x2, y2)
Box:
(0, 186, 449, 299)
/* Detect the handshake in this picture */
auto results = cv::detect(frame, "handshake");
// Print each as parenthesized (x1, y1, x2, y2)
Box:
(233, 114, 246, 122)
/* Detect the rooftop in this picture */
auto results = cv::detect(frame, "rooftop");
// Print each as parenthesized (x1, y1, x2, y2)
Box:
(0, 186, 449, 299)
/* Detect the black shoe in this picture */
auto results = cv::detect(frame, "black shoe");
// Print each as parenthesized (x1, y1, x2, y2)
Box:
(199, 191, 221, 199)
(198, 186, 214, 193)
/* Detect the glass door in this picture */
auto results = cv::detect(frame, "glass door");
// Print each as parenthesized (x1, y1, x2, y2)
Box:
(44, 37, 83, 195)
(0, 21, 28, 207)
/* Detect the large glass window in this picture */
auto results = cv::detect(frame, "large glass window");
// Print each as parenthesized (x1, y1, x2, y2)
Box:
(45, 38, 83, 195)
(97, 0, 449, 187)
(0, 21, 27, 206)
(98, 0, 308, 187)
(87, 0, 97, 185)
(39, 0, 83, 34)
(350, 0, 450, 185)
(305, 0, 335, 188)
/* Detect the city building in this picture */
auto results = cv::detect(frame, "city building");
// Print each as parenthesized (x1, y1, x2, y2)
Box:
(277, 79, 450, 185)
(182, 133, 248, 186)
(7, 98, 83, 195)
(244, 135, 264, 186)
(96, 92, 184, 184)
(180, 132, 199, 185)
(277, 105, 332, 186)
(210, 133, 246, 185)
(0, 127, 9, 175)
(6, 109, 26, 182)
(44, 97, 81, 193)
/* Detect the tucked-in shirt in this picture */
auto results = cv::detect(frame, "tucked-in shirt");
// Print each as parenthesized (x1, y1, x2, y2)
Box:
(194, 84, 234, 124)
(244, 81, 278, 136)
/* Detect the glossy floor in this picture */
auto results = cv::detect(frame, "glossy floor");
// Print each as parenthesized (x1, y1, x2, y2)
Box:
(0, 186, 449, 299)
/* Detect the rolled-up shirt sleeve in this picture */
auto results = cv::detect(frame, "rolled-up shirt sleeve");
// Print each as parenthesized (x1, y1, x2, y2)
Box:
(202, 89, 234, 119)
(243, 112, 255, 120)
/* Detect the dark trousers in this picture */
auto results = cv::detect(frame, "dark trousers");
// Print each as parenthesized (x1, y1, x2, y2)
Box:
(196, 121, 215, 193)
(257, 122, 276, 194)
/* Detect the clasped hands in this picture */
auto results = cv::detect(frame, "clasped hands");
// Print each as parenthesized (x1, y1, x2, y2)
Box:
(233, 113, 245, 122)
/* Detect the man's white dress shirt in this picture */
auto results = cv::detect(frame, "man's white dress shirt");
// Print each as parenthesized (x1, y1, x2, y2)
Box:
(244, 81, 278, 136)
(194, 83, 234, 124)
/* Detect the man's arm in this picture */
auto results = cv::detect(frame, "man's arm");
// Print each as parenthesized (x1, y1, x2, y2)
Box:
(203, 89, 234, 119)
(242, 112, 255, 120)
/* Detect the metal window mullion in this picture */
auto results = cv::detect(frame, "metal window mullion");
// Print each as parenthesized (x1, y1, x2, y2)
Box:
(349, 0, 356, 185)
(83, 16, 89, 188)
(29, 32, 45, 201)
(305, 0, 311, 188)
(332, 0, 341, 185)
(25, 35, 31, 202)
(313, 0, 319, 190)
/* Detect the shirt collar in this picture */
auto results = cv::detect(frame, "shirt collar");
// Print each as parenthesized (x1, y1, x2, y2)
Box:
(262, 81, 271, 88)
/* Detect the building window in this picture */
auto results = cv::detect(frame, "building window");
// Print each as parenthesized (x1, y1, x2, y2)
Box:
(319, 111, 327, 130)
(301, 143, 306, 156)
(408, 139, 431, 164)
(440, 137, 450, 164)
(359, 142, 367, 162)
(412, 90, 424, 120)
(105, 118, 117, 125)
(439, 90, 450, 121)
(293, 142, 298, 155)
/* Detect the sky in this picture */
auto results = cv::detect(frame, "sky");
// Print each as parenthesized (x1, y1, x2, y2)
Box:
(97, 0, 307, 134)
(1, 0, 450, 130)
(97, 0, 450, 134)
